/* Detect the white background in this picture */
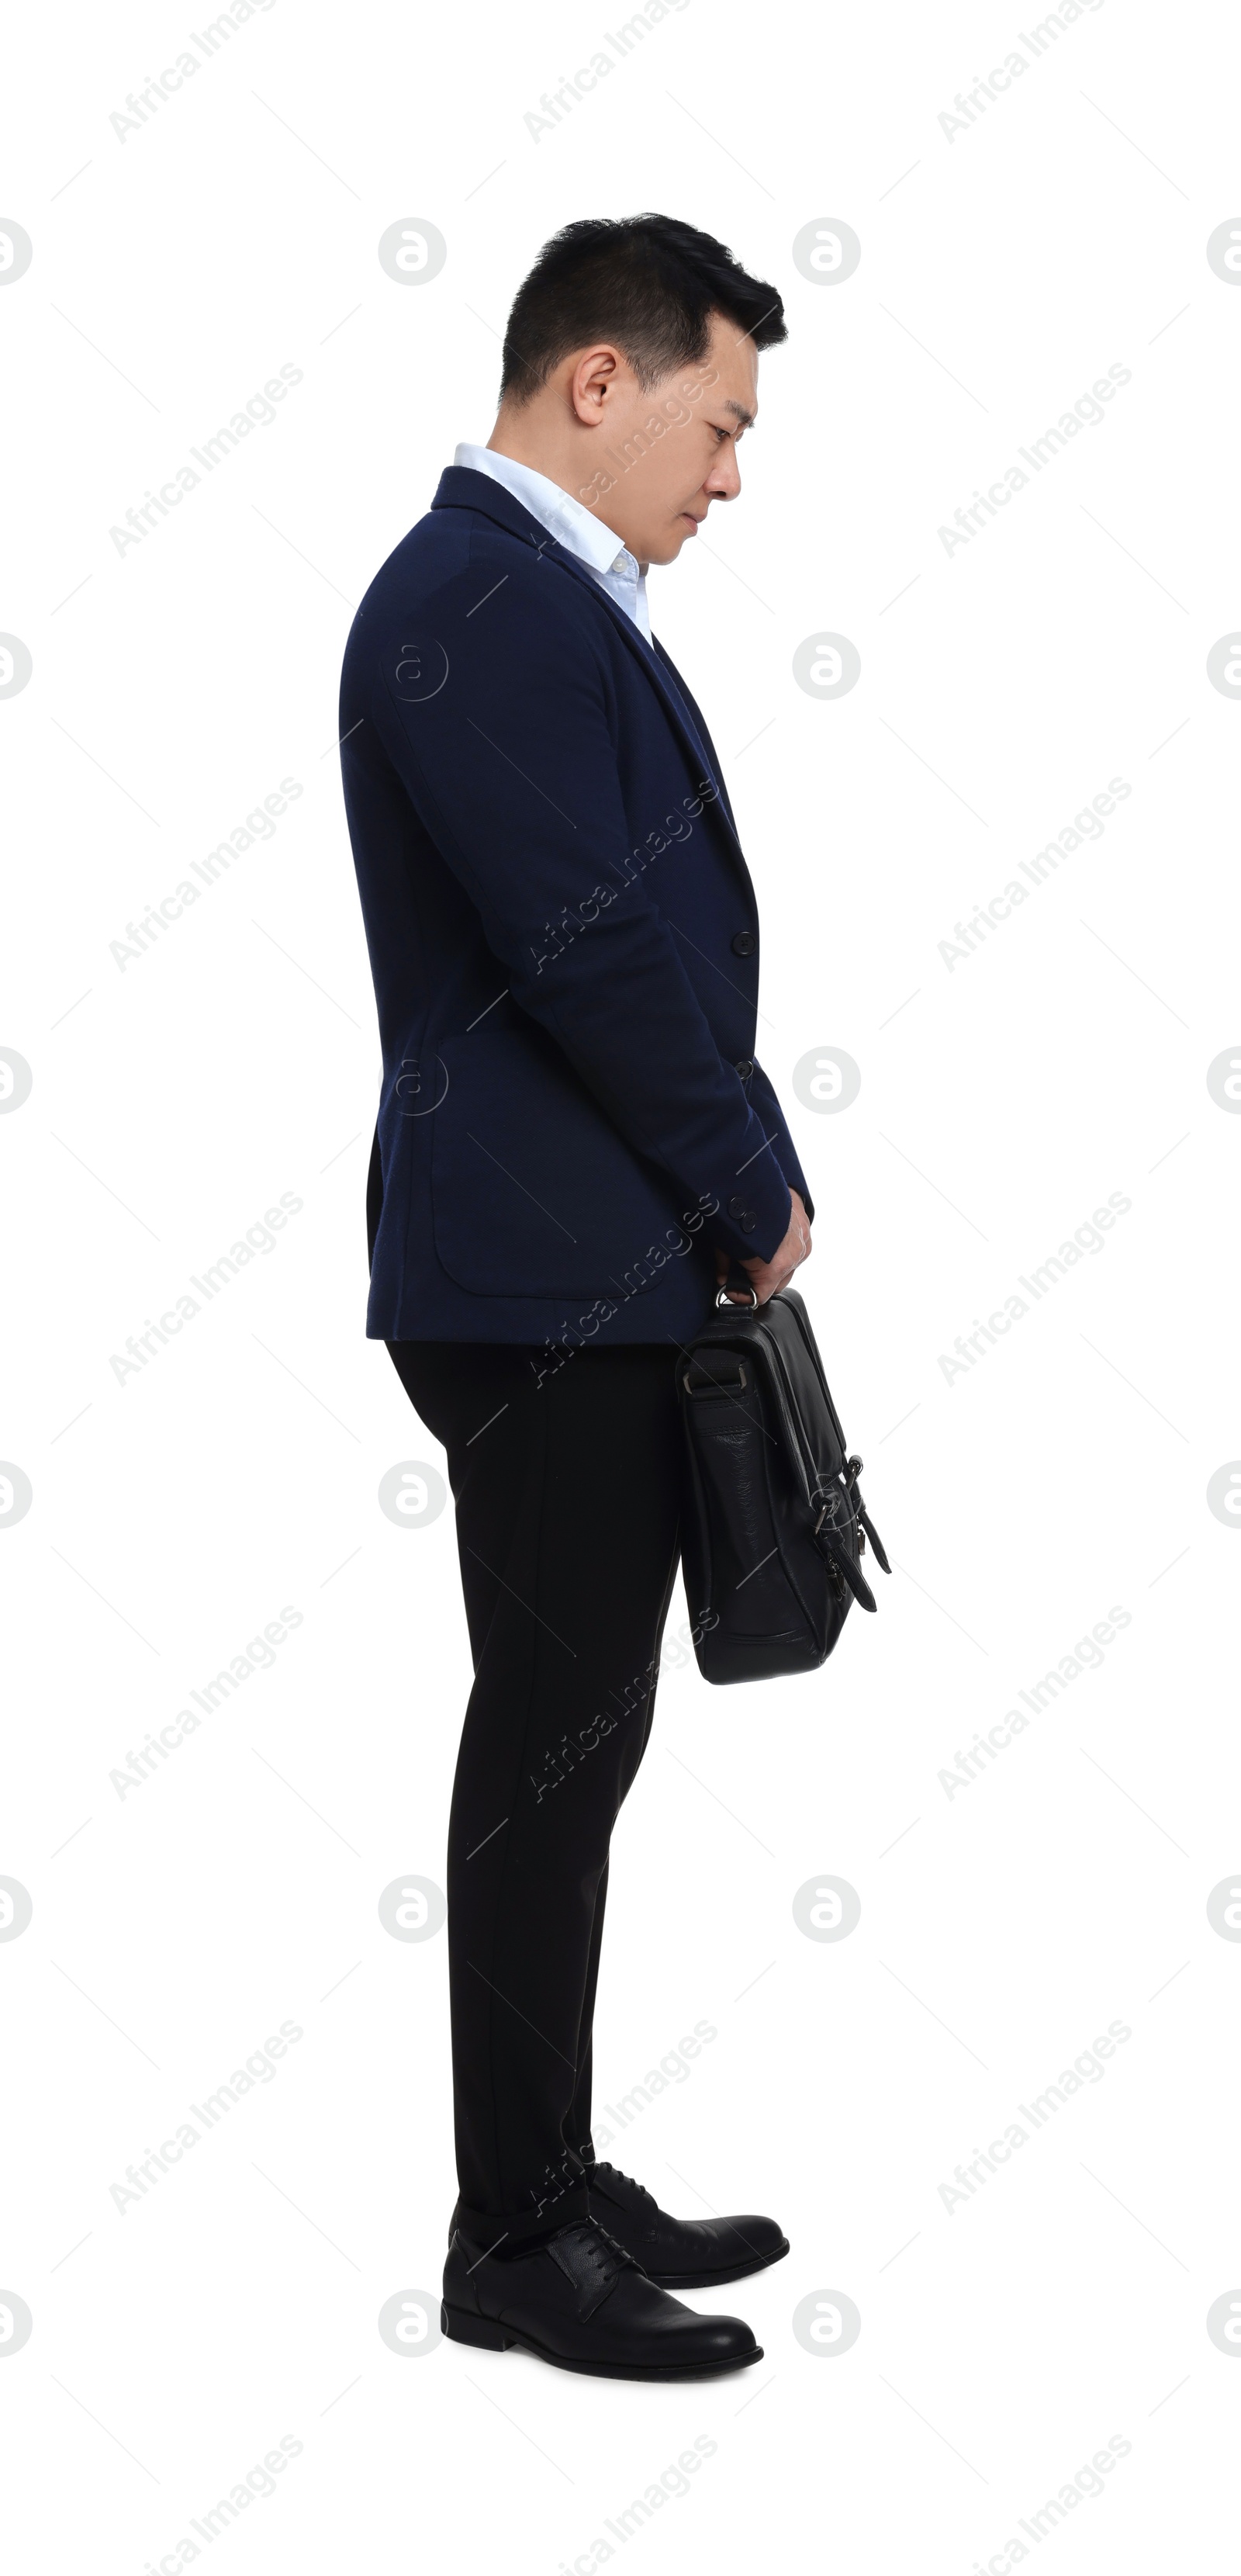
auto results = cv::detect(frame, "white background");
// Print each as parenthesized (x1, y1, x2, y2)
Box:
(3, 1, 1240, 2568)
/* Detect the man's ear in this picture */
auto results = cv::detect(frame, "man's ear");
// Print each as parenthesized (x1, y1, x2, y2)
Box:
(570, 345, 623, 425)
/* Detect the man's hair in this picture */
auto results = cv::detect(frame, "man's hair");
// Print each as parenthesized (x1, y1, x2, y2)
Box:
(499, 214, 786, 405)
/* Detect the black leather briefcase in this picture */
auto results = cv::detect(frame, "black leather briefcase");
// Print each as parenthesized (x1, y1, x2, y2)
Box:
(677, 1281, 889, 1684)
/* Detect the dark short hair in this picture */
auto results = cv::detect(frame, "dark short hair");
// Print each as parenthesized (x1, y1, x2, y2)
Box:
(500, 213, 786, 404)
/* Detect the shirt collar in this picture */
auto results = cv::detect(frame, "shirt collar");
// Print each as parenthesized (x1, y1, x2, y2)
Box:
(452, 442, 634, 580)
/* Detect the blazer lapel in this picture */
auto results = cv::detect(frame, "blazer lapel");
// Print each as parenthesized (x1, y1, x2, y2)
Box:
(430, 468, 752, 888)
(649, 639, 738, 840)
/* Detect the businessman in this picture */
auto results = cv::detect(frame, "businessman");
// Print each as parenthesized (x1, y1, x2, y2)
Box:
(340, 214, 814, 2378)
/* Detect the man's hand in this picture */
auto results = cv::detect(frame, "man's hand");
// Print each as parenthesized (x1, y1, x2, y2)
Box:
(715, 1186, 812, 1306)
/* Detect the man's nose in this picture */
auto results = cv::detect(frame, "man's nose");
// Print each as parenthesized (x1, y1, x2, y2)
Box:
(703, 450, 741, 503)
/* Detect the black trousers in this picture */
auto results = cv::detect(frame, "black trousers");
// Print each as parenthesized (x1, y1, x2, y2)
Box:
(387, 1338, 684, 2244)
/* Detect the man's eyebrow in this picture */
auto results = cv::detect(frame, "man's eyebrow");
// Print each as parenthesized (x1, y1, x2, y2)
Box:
(722, 399, 755, 428)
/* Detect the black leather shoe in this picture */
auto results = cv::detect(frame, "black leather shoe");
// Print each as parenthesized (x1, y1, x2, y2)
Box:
(583, 2161, 790, 2290)
(441, 2219, 762, 2380)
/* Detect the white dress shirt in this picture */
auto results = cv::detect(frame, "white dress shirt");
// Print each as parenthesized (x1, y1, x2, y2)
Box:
(453, 442, 652, 643)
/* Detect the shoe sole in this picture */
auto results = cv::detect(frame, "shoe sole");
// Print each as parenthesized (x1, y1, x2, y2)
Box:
(441, 2302, 762, 2380)
(640, 2235, 790, 2292)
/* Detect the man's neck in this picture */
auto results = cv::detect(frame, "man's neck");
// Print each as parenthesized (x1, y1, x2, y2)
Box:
(480, 433, 646, 573)
(486, 428, 574, 486)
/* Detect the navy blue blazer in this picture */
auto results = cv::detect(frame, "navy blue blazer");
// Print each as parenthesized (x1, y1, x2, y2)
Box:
(339, 466, 812, 1352)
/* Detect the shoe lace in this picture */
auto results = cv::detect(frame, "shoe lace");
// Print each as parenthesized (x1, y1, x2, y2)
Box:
(581, 2222, 638, 2287)
(591, 2160, 659, 2217)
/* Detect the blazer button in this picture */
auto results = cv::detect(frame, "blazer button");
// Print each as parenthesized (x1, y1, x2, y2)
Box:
(731, 931, 756, 957)
(735, 1057, 755, 1079)
(739, 1215, 757, 1234)
(728, 1194, 745, 1218)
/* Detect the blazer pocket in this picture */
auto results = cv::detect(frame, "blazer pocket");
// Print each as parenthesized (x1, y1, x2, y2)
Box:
(430, 1026, 696, 1300)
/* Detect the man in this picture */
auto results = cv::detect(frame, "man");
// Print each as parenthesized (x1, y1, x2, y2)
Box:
(340, 214, 813, 2379)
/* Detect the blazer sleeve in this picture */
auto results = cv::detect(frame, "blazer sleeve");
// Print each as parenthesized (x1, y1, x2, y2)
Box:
(368, 572, 793, 1266)
(748, 1060, 814, 1224)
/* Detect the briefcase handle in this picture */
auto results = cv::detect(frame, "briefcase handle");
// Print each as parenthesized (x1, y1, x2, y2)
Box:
(714, 1259, 759, 1312)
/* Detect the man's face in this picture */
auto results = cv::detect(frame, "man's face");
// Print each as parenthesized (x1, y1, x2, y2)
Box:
(578, 310, 759, 568)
